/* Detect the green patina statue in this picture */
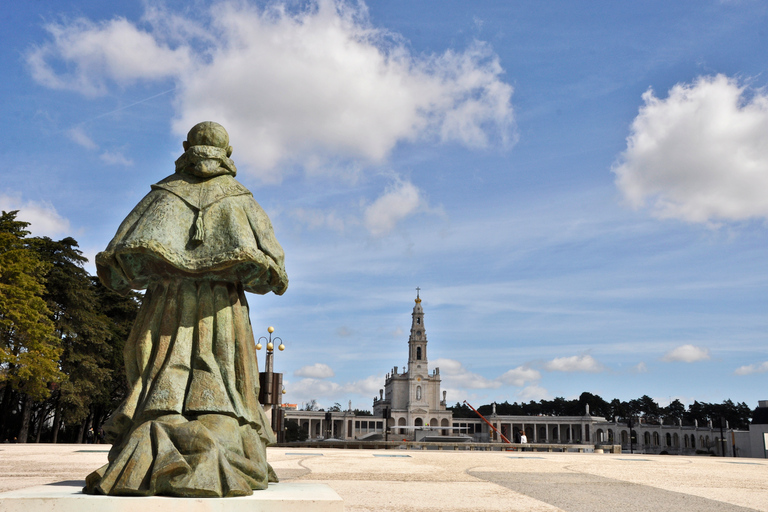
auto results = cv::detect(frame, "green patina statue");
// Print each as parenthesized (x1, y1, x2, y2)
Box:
(85, 122, 288, 497)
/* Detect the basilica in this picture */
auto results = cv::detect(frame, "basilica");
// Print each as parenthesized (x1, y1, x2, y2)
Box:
(283, 291, 767, 457)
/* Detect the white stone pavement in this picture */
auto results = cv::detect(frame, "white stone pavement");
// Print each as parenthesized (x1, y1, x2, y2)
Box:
(1, 444, 768, 511)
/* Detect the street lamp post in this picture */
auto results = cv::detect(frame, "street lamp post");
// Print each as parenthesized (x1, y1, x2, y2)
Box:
(256, 326, 286, 441)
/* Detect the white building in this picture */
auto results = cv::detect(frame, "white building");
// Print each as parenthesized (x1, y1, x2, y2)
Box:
(371, 289, 452, 436)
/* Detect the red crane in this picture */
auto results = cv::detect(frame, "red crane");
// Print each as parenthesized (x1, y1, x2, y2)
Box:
(463, 401, 512, 444)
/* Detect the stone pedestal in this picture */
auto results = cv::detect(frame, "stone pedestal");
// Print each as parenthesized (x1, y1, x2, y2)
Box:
(0, 482, 343, 512)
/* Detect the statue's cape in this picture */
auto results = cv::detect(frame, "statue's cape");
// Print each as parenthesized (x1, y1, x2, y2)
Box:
(96, 173, 288, 296)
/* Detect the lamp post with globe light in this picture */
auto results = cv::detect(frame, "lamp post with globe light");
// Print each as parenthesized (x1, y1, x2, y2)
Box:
(257, 326, 286, 441)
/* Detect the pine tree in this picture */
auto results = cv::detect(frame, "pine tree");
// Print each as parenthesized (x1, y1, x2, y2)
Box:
(0, 211, 63, 442)
(29, 236, 113, 442)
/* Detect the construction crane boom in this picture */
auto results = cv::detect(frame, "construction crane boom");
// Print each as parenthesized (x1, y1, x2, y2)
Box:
(463, 400, 512, 444)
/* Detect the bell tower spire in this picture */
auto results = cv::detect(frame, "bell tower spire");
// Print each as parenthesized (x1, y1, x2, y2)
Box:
(408, 287, 428, 374)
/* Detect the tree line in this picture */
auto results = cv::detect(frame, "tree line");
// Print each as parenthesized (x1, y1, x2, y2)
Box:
(0, 211, 141, 443)
(450, 392, 754, 430)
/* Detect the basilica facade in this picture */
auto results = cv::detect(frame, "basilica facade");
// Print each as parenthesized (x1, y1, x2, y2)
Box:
(371, 290, 452, 435)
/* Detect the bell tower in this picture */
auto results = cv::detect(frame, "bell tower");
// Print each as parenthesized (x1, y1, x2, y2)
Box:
(408, 287, 428, 375)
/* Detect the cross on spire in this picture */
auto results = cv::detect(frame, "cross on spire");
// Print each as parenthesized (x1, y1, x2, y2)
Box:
(416, 286, 420, 298)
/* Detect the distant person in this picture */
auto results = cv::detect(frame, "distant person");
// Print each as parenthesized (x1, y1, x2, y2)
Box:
(520, 432, 527, 444)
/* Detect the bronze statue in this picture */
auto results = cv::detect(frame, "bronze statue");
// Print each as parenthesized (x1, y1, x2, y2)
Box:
(85, 122, 288, 497)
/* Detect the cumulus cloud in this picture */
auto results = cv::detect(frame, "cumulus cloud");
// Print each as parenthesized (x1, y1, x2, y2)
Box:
(499, 366, 541, 387)
(345, 374, 382, 396)
(544, 355, 604, 373)
(27, 17, 190, 96)
(294, 363, 335, 378)
(631, 362, 648, 374)
(0, 195, 71, 237)
(613, 74, 768, 224)
(662, 344, 711, 363)
(286, 373, 382, 406)
(518, 385, 550, 401)
(289, 377, 343, 398)
(27, 1, 514, 182)
(433, 358, 500, 389)
(734, 361, 768, 375)
(364, 178, 427, 236)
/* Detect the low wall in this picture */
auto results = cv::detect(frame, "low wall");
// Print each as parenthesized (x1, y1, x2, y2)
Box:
(278, 440, 621, 453)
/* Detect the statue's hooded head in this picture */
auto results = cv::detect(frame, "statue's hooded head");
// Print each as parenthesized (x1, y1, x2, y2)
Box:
(183, 121, 233, 157)
(176, 121, 237, 178)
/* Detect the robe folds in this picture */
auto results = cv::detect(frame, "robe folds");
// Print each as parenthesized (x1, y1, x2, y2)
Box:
(85, 170, 287, 497)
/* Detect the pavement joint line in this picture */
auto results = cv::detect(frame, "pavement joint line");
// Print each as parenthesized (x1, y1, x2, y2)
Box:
(507, 456, 544, 459)
(617, 458, 650, 461)
(372, 454, 411, 457)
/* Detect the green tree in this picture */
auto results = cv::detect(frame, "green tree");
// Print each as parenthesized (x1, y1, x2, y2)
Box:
(0, 211, 63, 442)
(302, 399, 319, 411)
(662, 399, 686, 425)
(29, 236, 113, 443)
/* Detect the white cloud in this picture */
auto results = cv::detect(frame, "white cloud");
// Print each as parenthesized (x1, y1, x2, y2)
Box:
(364, 178, 425, 236)
(662, 344, 711, 363)
(345, 374, 382, 396)
(27, 1, 514, 182)
(100, 150, 134, 166)
(544, 355, 604, 373)
(67, 126, 98, 150)
(499, 365, 541, 387)
(289, 377, 343, 399)
(517, 385, 550, 401)
(27, 17, 190, 96)
(613, 74, 768, 224)
(294, 363, 335, 378)
(734, 361, 768, 375)
(631, 362, 648, 373)
(0, 195, 71, 237)
(433, 358, 500, 389)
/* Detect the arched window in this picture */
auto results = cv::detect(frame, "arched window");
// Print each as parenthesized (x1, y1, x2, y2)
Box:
(414, 417, 423, 427)
(666, 433, 672, 446)
(621, 431, 628, 444)
(652, 432, 660, 446)
(644, 432, 651, 445)
(690, 435, 695, 449)
(417, 318, 420, 324)
(416, 347, 422, 360)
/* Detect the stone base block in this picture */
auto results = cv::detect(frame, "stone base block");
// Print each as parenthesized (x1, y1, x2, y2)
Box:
(0, 482, 343, 512)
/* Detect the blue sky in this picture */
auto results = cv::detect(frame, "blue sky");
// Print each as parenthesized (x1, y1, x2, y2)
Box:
(3, 0, 768, 412)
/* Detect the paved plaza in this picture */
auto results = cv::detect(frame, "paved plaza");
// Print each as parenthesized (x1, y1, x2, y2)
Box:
(1, 444, 767, 511)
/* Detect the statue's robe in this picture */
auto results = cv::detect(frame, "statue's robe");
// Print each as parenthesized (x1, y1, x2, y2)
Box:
(85, 169, 288, 497)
